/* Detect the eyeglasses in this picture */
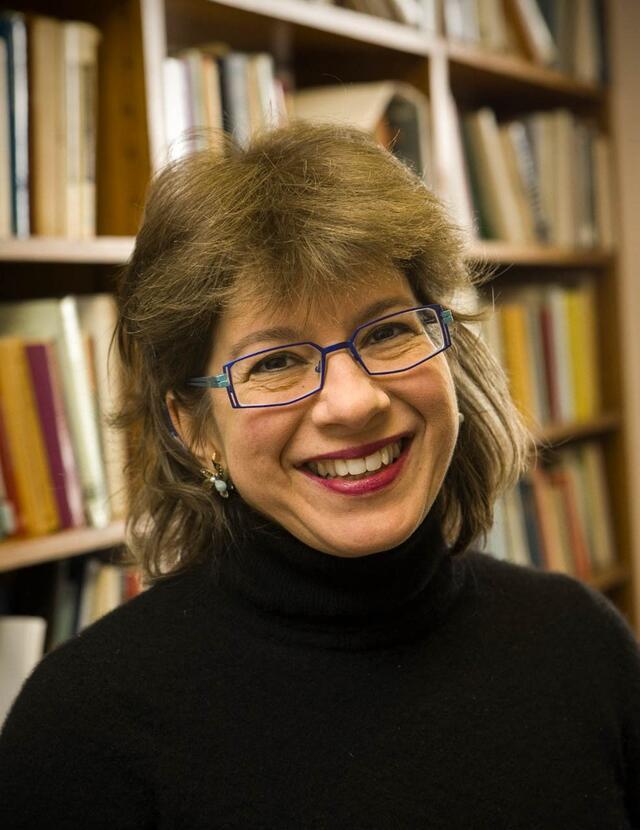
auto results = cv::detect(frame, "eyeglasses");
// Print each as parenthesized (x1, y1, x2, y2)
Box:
(187, 304, 453, 409)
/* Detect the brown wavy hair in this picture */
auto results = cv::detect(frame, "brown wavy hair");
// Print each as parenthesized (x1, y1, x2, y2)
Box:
(114, 121, 534, 583)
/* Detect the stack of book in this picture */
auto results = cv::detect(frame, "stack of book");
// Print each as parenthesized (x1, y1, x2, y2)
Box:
(164, 43, 433, 182)
(481, 280, 601, 430)
(485, 442, 616, 579)
(0, 11, 100, 238)
(442, 0, 606, 81)
(0, 294, 126, 541)
(46, 555, 143, 651)
(451, 106, 613, 247)
(164, 44, 288, 157)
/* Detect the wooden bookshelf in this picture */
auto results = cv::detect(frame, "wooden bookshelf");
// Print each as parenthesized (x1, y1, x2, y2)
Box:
(0, 522, 126, 573)
(1, 0, 638, 634)
(446, 41, 604, 105)
(0, 237, 135, 265)
(537, 413, 621, 448)
(466, 242, 614, 268)
(163, 0, 435, 54)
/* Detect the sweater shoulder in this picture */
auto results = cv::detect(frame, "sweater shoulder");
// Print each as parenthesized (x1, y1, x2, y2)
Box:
(9, 561, 218, 706)
(457, 550, 640, 677)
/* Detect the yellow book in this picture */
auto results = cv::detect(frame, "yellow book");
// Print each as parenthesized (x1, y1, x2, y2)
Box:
(566, 282, 600, 421)
(498, 302, 537, 427)
(0, 338, 59, 536)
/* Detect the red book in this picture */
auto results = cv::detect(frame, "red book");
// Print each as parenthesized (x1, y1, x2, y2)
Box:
(550, 466, 592, 582)
(26, 342, 85, 529)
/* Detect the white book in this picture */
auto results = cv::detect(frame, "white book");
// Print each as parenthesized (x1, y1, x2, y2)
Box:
(463, 108, 529, 242)
(0, 617, 46, 726)
(76, 294, 128, 519)
(292, 80, 430, 181)
(0, 297, 111, 528)
(163, 56, 191, 161)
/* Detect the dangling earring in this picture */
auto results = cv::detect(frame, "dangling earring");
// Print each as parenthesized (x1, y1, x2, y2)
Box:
(458, 412, 465, 424)
(201, 453, 234, 499)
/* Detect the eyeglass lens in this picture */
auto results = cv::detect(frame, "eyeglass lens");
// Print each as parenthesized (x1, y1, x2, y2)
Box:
(229, 307, 445, 406)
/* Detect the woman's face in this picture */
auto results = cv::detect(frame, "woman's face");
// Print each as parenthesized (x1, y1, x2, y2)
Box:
(200, 271, 459, 557)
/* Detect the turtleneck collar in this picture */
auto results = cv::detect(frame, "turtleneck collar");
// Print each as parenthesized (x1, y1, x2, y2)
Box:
(211, 505, 464, 650)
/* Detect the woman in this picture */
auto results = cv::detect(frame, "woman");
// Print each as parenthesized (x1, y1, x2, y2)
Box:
(1, 122, 638, 829)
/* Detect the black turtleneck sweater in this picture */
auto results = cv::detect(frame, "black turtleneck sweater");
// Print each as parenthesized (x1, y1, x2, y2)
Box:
(1, 510, 639, 829)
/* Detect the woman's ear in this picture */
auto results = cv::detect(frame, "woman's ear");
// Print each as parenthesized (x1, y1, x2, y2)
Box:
(164, 395, 186, 444)
(165, 394, 220, 469)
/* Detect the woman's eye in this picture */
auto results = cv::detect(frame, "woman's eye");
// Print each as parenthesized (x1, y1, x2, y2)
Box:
(369, 324, 405, 342)
(252, 352, 299, 373)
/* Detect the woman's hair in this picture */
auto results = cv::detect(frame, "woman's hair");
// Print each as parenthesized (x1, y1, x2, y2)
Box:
(114, 121, 534, 583)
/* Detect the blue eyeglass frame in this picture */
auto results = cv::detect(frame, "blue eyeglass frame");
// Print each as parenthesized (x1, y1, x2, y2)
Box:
(187, 304, 454, 409)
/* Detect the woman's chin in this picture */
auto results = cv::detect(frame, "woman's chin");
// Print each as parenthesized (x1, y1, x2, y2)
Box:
(291, 512, 425, 558)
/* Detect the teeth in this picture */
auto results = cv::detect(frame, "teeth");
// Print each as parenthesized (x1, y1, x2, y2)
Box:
(365, 451, 382, 472)
(335, 459, 349, 476)
(346, 458, 366, 475)
(307, 440, 403, 478)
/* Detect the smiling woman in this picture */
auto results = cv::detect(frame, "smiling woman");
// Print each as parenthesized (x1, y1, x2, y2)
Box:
(1, 122, 639, 830)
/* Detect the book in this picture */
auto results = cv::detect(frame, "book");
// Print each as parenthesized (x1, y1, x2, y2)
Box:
(0, 37, 11, 237)
(498, 301, 537, 427)
(292, 80, 431, 180)
(0, 298, 111, 529)
(76, 294, 128, 519)
(0, 338, 59, 536)
(28, 14, 64, 235)
(25, 341, 84, 529)
(62, 20, 100, 237)
(0, 616, 46, 725)
(508, 0, 558, 66)
(0, 11, 29, 237)
(461, 108, 529, 242)
(0, 386, 19, 535)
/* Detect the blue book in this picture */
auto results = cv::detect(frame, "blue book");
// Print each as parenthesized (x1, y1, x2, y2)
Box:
(0, 11, 29, 237)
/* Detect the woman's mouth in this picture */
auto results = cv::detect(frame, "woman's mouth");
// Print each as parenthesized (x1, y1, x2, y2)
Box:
(305, 439, 402, 481)
(298, 437, 412, 495)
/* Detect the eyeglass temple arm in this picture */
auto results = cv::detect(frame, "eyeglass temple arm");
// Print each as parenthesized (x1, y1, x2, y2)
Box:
(187, 374, 230, 388)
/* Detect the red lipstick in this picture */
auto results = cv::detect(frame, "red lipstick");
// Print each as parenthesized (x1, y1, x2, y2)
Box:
(298, 438, 411, 496)
(301, 432, 411, 464)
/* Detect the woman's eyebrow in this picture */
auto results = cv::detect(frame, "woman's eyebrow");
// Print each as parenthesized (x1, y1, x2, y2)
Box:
(227, 296, 413, 360)
(228, 326, 301, 360)
(354, 296, 415, 326)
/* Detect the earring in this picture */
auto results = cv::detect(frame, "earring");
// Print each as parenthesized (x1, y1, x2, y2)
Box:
(458, 412, 465, 424)
(201, 453, 234, 499)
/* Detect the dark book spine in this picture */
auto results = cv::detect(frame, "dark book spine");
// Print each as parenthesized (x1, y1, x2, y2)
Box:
(26, 343, 74, 528)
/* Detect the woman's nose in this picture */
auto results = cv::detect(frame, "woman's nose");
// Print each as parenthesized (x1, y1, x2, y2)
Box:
(310, 350, 391, 429)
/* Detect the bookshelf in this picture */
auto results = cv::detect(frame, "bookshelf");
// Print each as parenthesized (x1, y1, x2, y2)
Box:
(1, 0, 638, 634)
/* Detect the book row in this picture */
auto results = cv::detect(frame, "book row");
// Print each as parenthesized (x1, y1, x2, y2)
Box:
(481, 279, 601, 429)
(449, 105, 614, 248)
(0, 556, 143, 723)
(164, 45, 432, 182)
(0, 294, 126, 540)
(483, 441, 616, 580)
(0, 11, 100, 238)
(442, 0, 606, 82)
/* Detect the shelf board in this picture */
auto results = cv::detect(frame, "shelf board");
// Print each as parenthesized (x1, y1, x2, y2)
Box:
(0, 521, 126, 572)
(536, 413, 621, 448)
(587, 562, 630, 593)
(0, 236, 135, 264)
(466, 241, 613, 268)
(447, 41, 604, 104)
(168, 0, 433, 54)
